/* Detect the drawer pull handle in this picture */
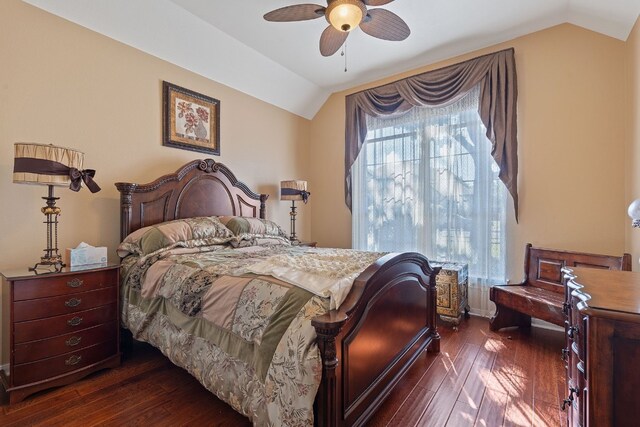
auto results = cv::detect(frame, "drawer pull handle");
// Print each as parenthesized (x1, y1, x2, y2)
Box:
(65, 355, 82, 366)
(66, 336, 82, 347)
(67, 278, 83, 288)
(65, 298, 82, 308)
(561, 386, 580, 411)
(561, 348, 569, 361)
(67, 316, 83, 326)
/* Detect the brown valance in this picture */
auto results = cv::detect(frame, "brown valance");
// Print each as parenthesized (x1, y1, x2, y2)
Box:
(345, 48, 519, 220)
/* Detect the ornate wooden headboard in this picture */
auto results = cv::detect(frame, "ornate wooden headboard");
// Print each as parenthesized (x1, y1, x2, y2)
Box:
(115, 158, 268, 241)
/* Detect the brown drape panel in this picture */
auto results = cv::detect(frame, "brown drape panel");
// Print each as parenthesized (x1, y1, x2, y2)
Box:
(345, 48, 519, 221)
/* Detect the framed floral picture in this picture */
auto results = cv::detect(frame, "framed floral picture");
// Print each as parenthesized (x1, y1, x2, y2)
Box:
(163, 81, 220, 155)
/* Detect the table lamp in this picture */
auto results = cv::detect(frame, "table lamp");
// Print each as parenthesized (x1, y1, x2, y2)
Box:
(13, 142, 101, 271)
(280, 180, 310, 243)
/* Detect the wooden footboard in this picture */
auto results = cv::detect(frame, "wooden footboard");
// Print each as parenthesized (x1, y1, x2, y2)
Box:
(312, 252, 441, 427)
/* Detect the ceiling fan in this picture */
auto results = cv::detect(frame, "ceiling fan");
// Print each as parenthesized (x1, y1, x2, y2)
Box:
(263, 0, 410, 57)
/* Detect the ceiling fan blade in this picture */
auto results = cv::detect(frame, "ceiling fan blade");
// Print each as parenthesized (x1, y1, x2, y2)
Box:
(319, 26, 349, 56)
(361, 8, 410, 41)
(363, 0, 395, 5)
(264, 4, 325, 22)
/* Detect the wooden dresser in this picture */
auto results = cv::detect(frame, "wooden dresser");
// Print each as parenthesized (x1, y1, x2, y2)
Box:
(1, 264, 121, 404)
(562, 267, 640, 427)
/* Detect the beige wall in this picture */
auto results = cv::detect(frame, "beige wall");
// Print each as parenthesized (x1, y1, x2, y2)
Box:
(627, 19, 640, 268)
(309, 24, 630, 281)
(0, 1, 311, 364)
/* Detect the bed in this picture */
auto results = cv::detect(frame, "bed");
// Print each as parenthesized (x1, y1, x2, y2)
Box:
(115, 158, 440, 426)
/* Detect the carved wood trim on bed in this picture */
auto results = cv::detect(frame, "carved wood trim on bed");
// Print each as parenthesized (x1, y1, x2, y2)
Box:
(115, 158, 440, 427)
(115, 158, 267, 241)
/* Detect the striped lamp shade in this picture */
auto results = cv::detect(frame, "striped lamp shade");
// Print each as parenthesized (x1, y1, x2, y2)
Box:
(280, 180, 310, 202)
(13, 143, 84, 187)
(13, 142, 100, 193)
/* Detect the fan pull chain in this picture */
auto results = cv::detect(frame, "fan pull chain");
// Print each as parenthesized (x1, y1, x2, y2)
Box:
(342, 41, 348, 72)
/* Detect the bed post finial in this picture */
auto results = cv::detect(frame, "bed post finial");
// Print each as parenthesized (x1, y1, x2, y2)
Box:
(115, 182, 137, 241)
(259, 194, 268, 219)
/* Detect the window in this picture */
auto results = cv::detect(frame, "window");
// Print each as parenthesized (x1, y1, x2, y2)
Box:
(352, 86, 506, 290)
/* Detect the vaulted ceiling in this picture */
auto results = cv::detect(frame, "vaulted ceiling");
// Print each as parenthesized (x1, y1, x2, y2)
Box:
(22, 0, 640, 119)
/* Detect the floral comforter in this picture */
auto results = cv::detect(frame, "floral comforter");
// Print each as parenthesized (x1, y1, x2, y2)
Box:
(120, 245, 384, 426)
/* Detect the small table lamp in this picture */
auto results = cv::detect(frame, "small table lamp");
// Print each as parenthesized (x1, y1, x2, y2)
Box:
(13, 143, 101, 271)
(280, 180, 310, 243)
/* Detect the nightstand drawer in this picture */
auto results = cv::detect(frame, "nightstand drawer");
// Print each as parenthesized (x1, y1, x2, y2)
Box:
(12, 340, 118, 386)
(14, 321, 117, 364)
(13, 269, 118, 301)
(14, 286, 116, 322)
(14, 303, 117, 343)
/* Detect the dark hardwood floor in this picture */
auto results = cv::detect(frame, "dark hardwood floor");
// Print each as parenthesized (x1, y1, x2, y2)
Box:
(0, 316, 566, 426)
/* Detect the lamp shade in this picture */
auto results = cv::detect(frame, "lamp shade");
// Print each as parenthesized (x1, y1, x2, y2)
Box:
(13, 142, 100, 193)
(280, 180, 310, 202)
(13, 143, 84, 187)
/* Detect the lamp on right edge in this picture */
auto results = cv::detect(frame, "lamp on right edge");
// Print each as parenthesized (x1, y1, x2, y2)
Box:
(628, 199, 640, 228)
(280, 180, 310, 243)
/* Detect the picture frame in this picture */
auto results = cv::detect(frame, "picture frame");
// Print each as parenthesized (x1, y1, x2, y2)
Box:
(163, 81, 220, 155)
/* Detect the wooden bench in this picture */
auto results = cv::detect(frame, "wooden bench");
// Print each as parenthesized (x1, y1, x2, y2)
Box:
(489, 244, 631, 331)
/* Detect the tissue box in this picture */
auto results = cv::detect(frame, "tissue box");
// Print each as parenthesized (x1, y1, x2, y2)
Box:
(65, 242, 108, 267)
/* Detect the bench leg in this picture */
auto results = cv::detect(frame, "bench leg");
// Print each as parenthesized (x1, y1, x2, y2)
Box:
(489, 304, 531, 331)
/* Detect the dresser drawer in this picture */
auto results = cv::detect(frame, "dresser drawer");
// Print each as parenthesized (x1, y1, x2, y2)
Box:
(13, 269, 118, 301)
(14, 321, 117, 364)
(13, 286, 117, 322)
(14, 303, 117, 343)
(12, 340, 118, 386)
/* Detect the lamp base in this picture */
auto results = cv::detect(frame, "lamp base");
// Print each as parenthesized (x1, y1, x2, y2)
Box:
(30, 255, 65, 272)
(29, 184, 66, 273)
(289, 200, 298, 242)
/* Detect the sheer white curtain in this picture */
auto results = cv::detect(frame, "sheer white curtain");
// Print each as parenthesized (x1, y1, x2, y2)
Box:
(352, 86, 506, 316)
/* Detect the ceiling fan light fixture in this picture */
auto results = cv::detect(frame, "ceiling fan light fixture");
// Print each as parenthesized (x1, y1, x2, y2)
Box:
(326, 0, 366, 32)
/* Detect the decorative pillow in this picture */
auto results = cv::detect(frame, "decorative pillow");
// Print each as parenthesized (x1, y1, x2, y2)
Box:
(117, 216, 234, 258)
(218, 216, 288, 239)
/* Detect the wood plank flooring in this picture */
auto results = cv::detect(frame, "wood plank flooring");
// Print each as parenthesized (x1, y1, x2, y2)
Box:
(0, 316, 566, 426)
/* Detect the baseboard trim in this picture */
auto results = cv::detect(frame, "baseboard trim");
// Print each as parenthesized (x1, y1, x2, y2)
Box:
(531, 319, 564, 332)
(467, 312, 564, 332)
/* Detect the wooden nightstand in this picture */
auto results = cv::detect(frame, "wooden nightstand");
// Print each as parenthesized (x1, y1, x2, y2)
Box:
(1, 263, 121, 404)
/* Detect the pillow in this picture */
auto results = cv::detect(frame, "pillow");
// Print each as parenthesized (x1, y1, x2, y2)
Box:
(218, 216, 288, 239)
(117, 216, 234, 258)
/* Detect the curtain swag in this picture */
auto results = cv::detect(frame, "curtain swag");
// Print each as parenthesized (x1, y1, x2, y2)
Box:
(344, 48, 519, 221)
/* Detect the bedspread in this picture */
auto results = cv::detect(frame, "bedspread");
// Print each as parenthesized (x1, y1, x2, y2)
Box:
(120, 245, 384, 426)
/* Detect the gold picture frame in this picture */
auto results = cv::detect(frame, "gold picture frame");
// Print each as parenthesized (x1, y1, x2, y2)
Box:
(163, 81, 220, 155)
